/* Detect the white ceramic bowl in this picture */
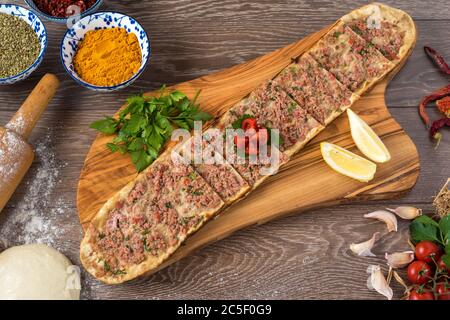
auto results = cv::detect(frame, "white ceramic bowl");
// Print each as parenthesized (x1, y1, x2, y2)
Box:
(0, 4, 47, 85)
(24, 0, 103, 24)
(60, 11, 151, 92)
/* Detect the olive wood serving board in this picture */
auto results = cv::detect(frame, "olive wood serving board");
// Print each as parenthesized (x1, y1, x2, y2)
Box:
(77, 25, 419, 274)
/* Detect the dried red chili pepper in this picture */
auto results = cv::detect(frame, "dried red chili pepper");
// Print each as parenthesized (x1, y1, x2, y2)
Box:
(33, 0, 97, 18)
(424, 46, 450, 75)
(419, 84, 450, 127)
(436, 96, 450, 118)
(430, 118, 450, 147)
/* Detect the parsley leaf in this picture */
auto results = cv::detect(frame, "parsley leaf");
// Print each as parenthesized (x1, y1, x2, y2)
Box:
(90, 86, 212, 172)
(232, 114, 253, 129)
(410, 215, 440, 243)
(90, 117, 117, 134)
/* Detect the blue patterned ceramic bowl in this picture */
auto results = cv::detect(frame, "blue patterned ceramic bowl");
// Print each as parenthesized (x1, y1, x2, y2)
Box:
(61, 12, 151, 92)
(24, 0, 103, 24)
(0, 4, 47, 85)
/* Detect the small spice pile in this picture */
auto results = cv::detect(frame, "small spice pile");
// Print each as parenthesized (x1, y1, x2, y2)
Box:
(33, 0, 97, 18)
(0, 13, 40, 78)
(434, 178, 450, 217)
(73, 27, 142, 87)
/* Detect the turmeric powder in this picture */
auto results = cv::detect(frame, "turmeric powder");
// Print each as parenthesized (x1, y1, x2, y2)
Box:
(73, 27, 142, 87)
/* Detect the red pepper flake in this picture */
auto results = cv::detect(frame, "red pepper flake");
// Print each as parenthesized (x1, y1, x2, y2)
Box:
(436, 96, 450, 118)
(33, 0, 97, 18)
(419, 84, 450, 128)
(424, 46, 450, 75)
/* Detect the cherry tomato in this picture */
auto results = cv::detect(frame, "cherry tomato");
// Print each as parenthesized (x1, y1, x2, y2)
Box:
(435, 282, 450, 300)
(257, 128, 269, 146)
(415, 241, 442, 263)
(408, 288, 434, 300)
(242, 118, 258, 131)
(407, 260, 433, 285)
(437, 257, 450, 273)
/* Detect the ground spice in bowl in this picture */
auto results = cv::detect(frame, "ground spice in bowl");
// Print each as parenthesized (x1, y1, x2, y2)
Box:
(0, 13, 41, 78)
(33, 0, 97, 18)
(73, 27, 142, 87)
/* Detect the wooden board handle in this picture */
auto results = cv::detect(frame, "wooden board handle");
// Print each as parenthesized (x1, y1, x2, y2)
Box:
(6, 74, 60, 140)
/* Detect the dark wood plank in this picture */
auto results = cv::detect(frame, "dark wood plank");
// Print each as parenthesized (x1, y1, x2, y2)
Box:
(0, 0, 448, 299)
(0, 21, 448, 111)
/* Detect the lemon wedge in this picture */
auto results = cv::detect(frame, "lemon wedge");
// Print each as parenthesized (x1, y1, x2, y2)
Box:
(347, 109, 391, 163)
(320, 142, 377, 182)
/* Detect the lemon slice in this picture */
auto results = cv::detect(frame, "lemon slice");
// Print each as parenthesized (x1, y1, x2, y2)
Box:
(347, 109, 391, 163)
(320, 142, 377, 182)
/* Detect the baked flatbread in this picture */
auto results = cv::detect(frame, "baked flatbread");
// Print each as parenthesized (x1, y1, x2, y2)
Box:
(80, 3, 417, 284)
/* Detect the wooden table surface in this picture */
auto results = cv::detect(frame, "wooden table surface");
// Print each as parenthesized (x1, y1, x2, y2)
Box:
(0, 0, 449, 300)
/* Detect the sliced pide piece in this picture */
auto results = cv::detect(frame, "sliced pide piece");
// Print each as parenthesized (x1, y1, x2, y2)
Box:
(174, 135, 251, 204)
(274, 53, 356, 125)
(203, 125, 290, 188)
(341, 3, 416, 62)
(219, 81, 323, 153)
(149, 155, 224, 222)
(251, 81, 324, 153)
(230, 145, 289, 188)
(80, 156, 224, 283)
(309, 21, 393, 95)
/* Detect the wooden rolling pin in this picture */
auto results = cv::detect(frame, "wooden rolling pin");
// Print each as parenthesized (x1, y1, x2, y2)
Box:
(0, 74, 60, 212)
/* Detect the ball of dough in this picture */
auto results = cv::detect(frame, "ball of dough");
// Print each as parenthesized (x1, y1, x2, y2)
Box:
(0, 244, 80, 300)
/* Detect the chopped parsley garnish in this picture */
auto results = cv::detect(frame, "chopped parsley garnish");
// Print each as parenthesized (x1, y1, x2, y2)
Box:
(143, 238, 150, 252)
(112, 269, 127, 276)
(180, 216, 195, 226)
(103, 261, 111, 273)
(188, 172, 197, 180)
(192, 190, 203, 196)
(288, 102, 297, 113)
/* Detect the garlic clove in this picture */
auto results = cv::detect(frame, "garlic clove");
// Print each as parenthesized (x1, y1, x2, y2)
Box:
(366, 265, 393, 300)
(364, 210, 398, 232)
(386, 206, 422, 220)
(350, 232, 380, 256)
(385, 251, 414, 268)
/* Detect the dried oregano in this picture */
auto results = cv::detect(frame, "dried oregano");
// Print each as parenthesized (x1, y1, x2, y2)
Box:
(0, 13, 41, 78)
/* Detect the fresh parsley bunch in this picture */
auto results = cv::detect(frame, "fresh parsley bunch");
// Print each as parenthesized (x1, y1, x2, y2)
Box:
(90, 86, 212, 172)
(410, 215, 450, 267)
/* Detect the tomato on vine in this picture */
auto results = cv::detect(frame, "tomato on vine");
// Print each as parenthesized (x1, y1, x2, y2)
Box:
(407, 260, 432, 285)
(408, 288, 434, 300)
(435, 282, 450, 300)
(415, 241, 442, 263)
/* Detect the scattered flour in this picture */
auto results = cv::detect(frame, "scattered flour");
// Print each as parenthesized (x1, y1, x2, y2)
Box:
(0, 130, 28, 184)
(0, 132, 69, 250)
(5, 114, 26, 136)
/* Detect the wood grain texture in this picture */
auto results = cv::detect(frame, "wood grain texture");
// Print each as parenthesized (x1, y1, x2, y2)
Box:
(77, 16, 421, 280)
(0, 0, 448, 299)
